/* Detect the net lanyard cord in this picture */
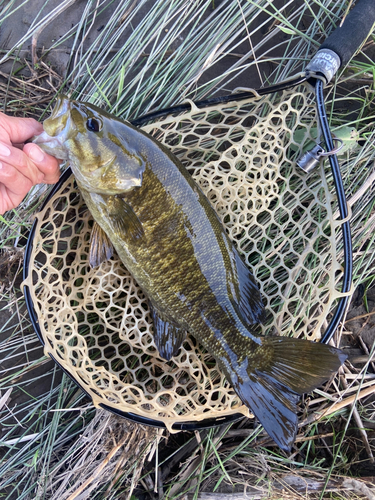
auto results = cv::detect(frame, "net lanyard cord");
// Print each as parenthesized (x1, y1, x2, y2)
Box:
(315, 79, 353, 344)
(131, 77, 353, 345)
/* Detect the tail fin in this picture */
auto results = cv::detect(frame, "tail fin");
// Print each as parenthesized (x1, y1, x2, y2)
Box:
(227, 337, 346, 451)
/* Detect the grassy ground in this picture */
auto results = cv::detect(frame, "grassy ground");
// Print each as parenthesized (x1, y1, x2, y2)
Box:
(0, 1, 375, 499)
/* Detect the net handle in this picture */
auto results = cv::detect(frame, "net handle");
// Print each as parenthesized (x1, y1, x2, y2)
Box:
(306, 0, 375, 84)
(320, 0, 375, 66)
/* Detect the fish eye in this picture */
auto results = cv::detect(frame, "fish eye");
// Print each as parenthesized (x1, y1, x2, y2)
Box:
(86, 117, 101, 132)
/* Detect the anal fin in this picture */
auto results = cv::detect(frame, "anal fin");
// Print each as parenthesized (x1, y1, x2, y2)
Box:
(150, 304, 186, 361)
(233, 248, 265, 324)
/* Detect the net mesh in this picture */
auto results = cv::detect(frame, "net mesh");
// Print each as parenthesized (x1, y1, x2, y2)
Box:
(23, 85, 349, 431)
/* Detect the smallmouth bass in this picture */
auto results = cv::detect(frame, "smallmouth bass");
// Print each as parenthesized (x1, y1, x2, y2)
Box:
(34, 95, 346, 450)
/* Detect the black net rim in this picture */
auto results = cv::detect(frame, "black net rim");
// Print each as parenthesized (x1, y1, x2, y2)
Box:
(22, 74, 352, 429)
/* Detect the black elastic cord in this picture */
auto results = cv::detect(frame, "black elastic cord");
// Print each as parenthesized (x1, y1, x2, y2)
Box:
(132, 75, 352, 344)
(315, 79, 353, 344)
(25, 75, 350, 350)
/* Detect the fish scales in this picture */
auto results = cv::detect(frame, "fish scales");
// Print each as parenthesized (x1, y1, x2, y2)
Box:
(33, 95, 347, 450)
(81, 137, 262, 368)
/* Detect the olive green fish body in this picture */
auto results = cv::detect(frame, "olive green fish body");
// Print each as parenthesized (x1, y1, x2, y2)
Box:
(34, 96, 347, 450)
(80, 133, 264, 374)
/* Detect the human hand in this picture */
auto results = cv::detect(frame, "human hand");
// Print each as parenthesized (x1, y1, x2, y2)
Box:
(0, 112, 60, 214)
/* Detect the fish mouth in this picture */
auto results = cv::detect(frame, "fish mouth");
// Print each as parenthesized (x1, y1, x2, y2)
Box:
(32, 95, 72, 160)
(43, 95, 71, 138)
(51, 94, 70, 119)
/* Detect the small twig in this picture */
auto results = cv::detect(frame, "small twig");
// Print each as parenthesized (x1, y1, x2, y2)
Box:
(349, 355, 375, 364)
(357, 335, 375, 373)
(119, 0, 140, 24)
(49, 406, 94, 412)
(300, 384, 375, 426)
(252, 431, 336, 450)
(140, 476, 155, 495)
(157, 466, 164, 500)
(320, 437, 334, 458)
(341, 375, 374, 463)
(0, 71, 52, 93)
(66, 433, 129, 500)
(0, 388, 12, 411)
(295, 432, 334, 443)
(340, 0, 355, 27)
(344, 373, 375, 380)
(0, 433, 41, 446)
(345, 310, 375, 323)
(183, 475, 375, 499)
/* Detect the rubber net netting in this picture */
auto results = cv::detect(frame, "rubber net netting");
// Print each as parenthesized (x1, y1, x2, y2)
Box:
(23, 84, 349, 430)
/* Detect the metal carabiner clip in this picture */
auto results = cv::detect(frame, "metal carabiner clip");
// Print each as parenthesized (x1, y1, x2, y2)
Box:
(297, 137, 343, 173)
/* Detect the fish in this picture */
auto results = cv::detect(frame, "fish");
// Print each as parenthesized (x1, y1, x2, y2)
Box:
(34, 95, 347, 450)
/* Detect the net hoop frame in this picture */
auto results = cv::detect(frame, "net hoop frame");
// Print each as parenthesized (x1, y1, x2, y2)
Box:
(23, 84, 351, 431)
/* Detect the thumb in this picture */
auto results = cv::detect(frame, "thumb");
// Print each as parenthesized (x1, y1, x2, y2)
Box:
(23, 143, 61, 184)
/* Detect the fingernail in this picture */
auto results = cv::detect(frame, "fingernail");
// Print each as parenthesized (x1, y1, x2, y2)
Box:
(29, 145, 45, 162)
(0, 143, 11, 157)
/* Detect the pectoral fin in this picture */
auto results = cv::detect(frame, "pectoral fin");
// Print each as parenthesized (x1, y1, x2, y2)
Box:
(88, 195, 144, 267)
(150, 305, 186, 361)
(107, 196, 145, 243)
(89, 222, 114, 267)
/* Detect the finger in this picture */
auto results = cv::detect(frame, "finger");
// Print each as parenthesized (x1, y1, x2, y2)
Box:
(0, 182, 27, 215)
(0, 161, 33, 211)
(23, 143, 61, 184)
(0, 113, 43, 144)
(0, 141, 44, 185)
(0, 183, 12, 214)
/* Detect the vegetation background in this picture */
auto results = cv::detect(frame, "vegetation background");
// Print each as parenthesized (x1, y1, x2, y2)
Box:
(0, 0, 374, 499)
